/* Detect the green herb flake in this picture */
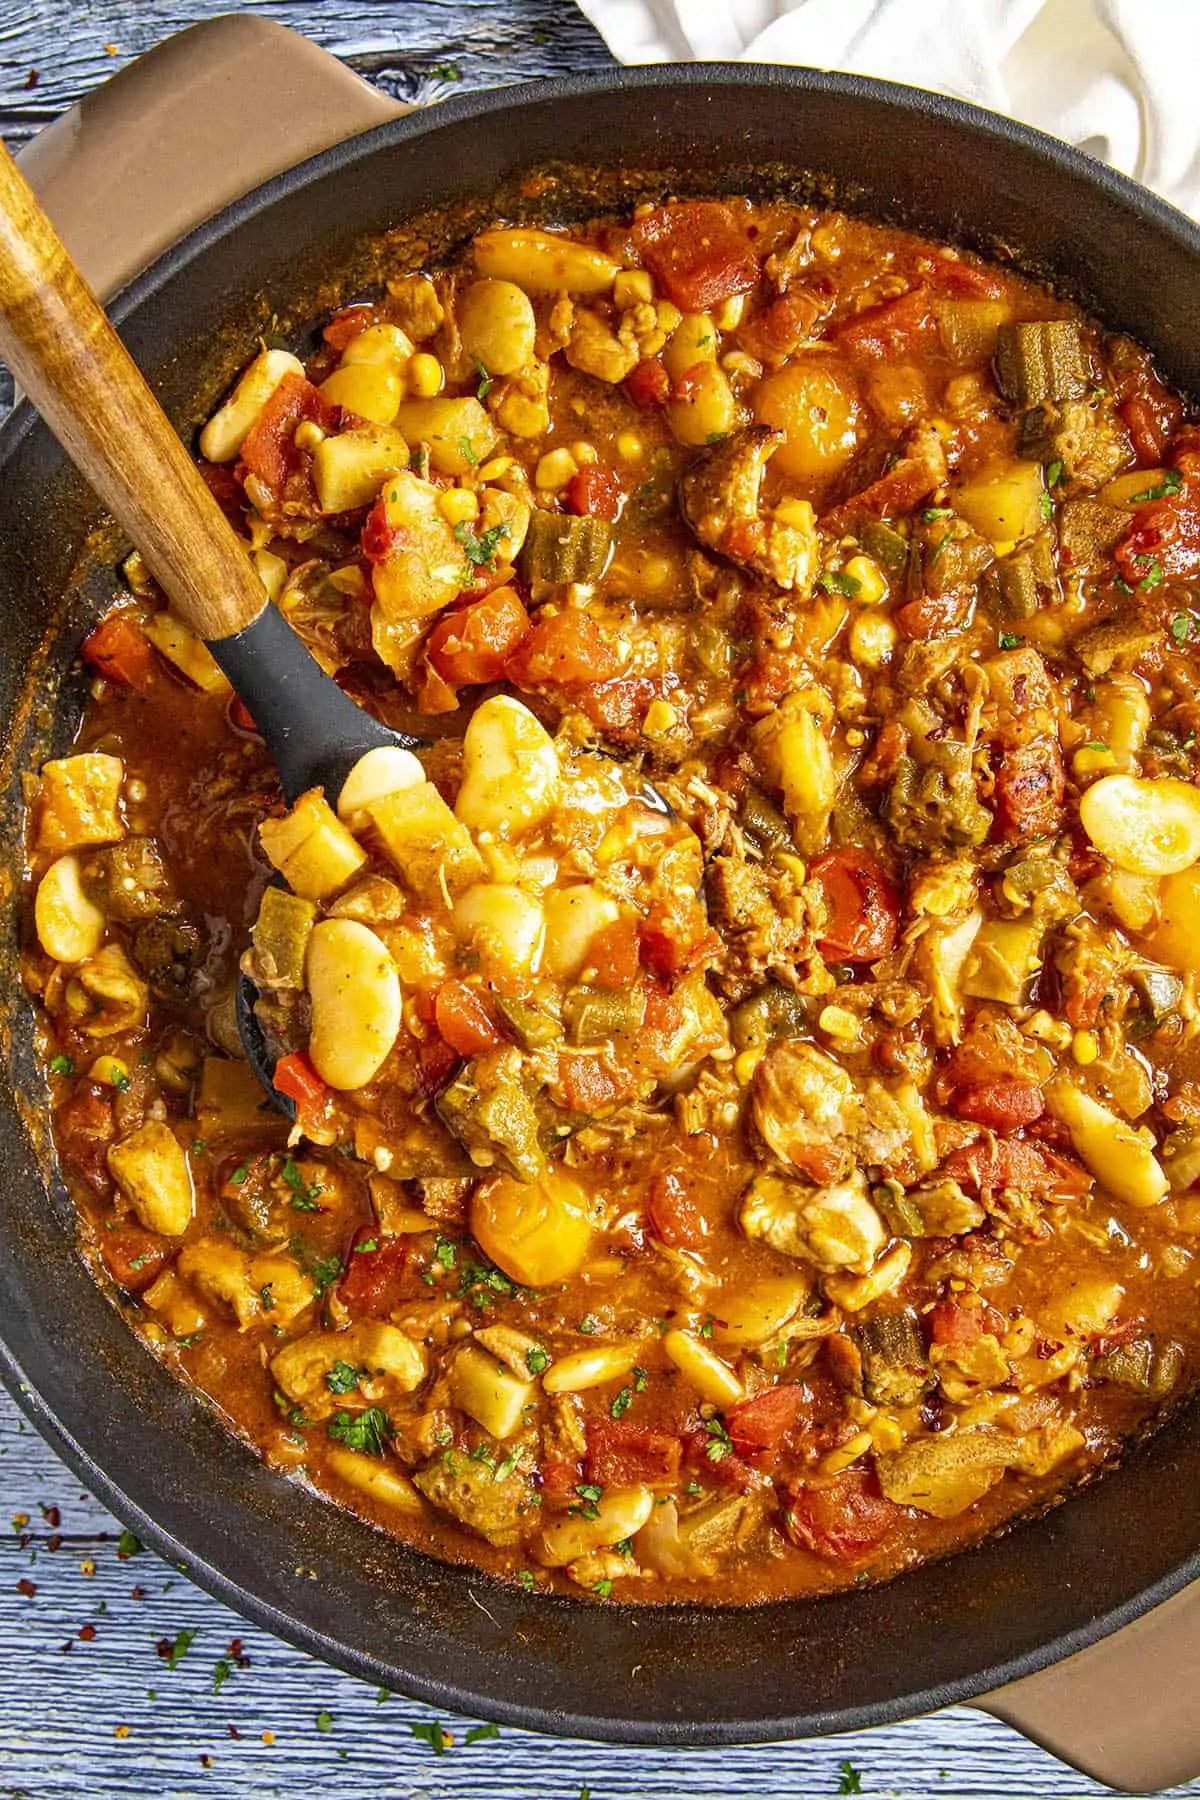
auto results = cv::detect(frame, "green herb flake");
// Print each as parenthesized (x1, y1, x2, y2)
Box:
(455, 519, 507, 567)
(431, 61, 461, 81)
(410, 1720, 450, 1755)
(837, 1759, 865, 1795)
(1114, 576, 1135, 595)
(816, 569, 862, 598)
(165, 1628, 196, 1671)
(704, 1416, 734, 1463)
(327, 1407, 390, 1458)
(229, 1163, 249, 1187)
(112, 1070, 131, 1093)
(998, 631, 1022, 650)
(516, 1569, 535, 1591)
(578, 1313, 602, 1335)
(1045, 458, 1064, 487)
(593, 1579, 614, 1598)
(474, 358, 493, 402)
(1129, 467, 1183, 503)
(191, 1138, 207, 1155)
(310, 1254, 343, 1296)
(1038, 489, 1054, 523)
(212, 1658, 231, 1695)
(282, 1156, 323, 1211)
(354, 1237, 379, 1255)
(48, 1054, 74, 1077)
(493, 1449, 523, 1483)
(176, 1333, 203, 1349)
(525, 1346, 550, 1376)
(633, 1366, 649, 1392)
(610, 1386, 633, 1420)
(571, 1482, 604, 1521)
(117, 1529, 141, 1559)
(455, 436, 480, 468)
(1138, 556, 1164, 591)
(1082, 740, 1110, 752)
(929, 529, 953, 565)
(465, 1721, 500, 1744)
(1171, 612, 1194, 645)
(259, 1283, 276, 1313)
(325, 1360, 361, 1396)
(316, 1709, 334, 1734)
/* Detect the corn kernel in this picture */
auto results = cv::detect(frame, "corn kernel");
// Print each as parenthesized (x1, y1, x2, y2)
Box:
(992, 538, 1016, 558)
(843, 554, 888, 605)
(292, 419, 326, 451)
(819, 1429, 874, 1476)
(1072, 1029, 1099, 1066)
(845, 728, 866, 749)
(868, 1414, 905, 1454)
(407, 352, 443, 398)
(614, 268, 655, 308)
(715, 293, 748, 330)
(849, 611, 898, 669)
(1073, 745, 1118, 779)
(643, 699, 678, 736)
(89, 1054, 130, 1089)
(616, 432, 643, 462)
(535, 448, 579, 491)
(438, 487, 480, 525)
(1023, 1010, 1073, 1049)
(477, 455, 514, 482)
(655, 300, 683, 334)
(774, 497, 816, 531)
(818, 1005, 861, 1042)
(734, 1046, 764, 1085)
(570, 440, 599, 466)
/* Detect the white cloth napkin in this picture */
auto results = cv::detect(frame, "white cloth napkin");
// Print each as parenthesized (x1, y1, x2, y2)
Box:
(574, 0, 1200, 217)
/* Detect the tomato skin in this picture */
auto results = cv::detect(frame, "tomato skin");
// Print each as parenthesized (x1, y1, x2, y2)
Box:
(1115, 457, 1200, 583)
(632, 202, 760, 311)
(834, 286, 933, 360)
(625, 356, 671, 409)
(639, 899, 721, 982)
(586, 1420, 681, 1488)
(553, 1052, 633, 1114)
(586, 916, 641, 990)
(339, 1232, 411, 1316)
(272, 1051, 330, 1133)
(426, 588, 531, 686)
(240, 372, 335, 494)
(434, 980, 506, 1057)
(322, 303, 378, 350)
(361, 494, 402, 565)
(567, 464, 624, 520)
(784, 1472, 903, 1561)
(952, 1079, 1044, 1132)
(927, 1298, 1006, 1349)
(726, 1384, 812, 1455)
(941, 1136, 1089, 1198)
(928, 259, 1004, 299)
(81, 616, 153, 688)
(810, 849, 901, 962)
(101, 1226, 169, 1294)
(227, 695, 259, 734)
(646, 1170, 705, 1249)
(506, 610, 621, 687)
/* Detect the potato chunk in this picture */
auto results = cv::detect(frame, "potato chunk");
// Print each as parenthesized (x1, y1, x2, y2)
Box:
(1080, 774, 1200, 876)
(258, 789, 367, 902)
(107, 1121, 194, 1237)
(37, 753, 125, 855)
(450, 1342, 535, 1438)
(272, 1321, 427, 1419)
(368, 781, 485, 900)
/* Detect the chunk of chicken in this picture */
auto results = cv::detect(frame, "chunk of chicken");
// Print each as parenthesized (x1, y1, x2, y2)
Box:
(751, 1039, 863, 1173)
(679, 426, 818, 593)
(740, 1168, 887, 1273)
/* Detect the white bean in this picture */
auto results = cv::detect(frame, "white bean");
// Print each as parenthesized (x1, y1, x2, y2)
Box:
(542, 1343, 639, 1394)
(539, 1484, 655, 1566)
(662, 1329, 744, 1406)
(336, 745, 425, 831)
(306, 919, 402, 1090)
(455, 695, 560, 838)
(1080, 774, 1200, 876)
(541, 883, 621, 981)
(35, 854, 106, 963)
(198, 349, 304, 462)
(453, 883, 545, 981)
(458, 280, 537, 376)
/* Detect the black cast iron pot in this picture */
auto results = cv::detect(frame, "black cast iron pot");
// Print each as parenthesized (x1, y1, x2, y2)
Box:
(2, 22, 1199, 1787)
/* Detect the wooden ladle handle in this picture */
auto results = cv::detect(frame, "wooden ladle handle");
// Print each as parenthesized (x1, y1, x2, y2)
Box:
(0, 142, 268, 643)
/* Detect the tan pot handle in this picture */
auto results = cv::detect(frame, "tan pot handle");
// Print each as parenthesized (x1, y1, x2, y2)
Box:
(16, 12, 405, 302)
(12, 14, 1200, 1789)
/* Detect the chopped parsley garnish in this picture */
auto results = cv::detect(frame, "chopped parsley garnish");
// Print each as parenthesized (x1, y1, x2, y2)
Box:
(570, 1482, 604, 1520)
(704, 1416, 734, 1463)
(229, 1164, 249, 1186)
(117, 1529, 142, 1558)
(1045, 458, 1063, 487)
(1137, 556, 1164, 590)
(327, 1407, 390, 1458)
(355, 1237, 379, 1254)
(469, 1442, 497, 1470)
(837, 1760, 865, 1794)
(816, 569, 861, 598)
(454, 520, 508, 569)
(165, 1628, 196, 1671)
(282, 1157, 322, 1211)
(465, 1721, 500, 1744)
(48, 1054, 74, 1077)
(610, 1386, 633, 1420)
(516, 1569, 535, 1591)
(456, 435, 480, 467)
(998, 631, 1022, 650)
(525, 1346, 550, 1376)
(922, 506, 954, 520)
(410, 1720, 450, 1755)
(191, 1139, 207, 1155)
(929, 529, 953, 564)
(593, 1579, 614, 1598)
(493, 1449, 523, 1483)
(310, 1254, 343, 1296)
(578, 1314, 602, 1335)
(1171, 612, 1194, 644)
(1038, 489, 1054, 522)
(433, 1237, 457, 1274)
(176, 1333, 203, 1349)
(456, 1254, 515, 1309)
(1082, 740, 1110, 752)
(325, 1360, 361, 1395)
(112, 1069, 131, 1093)
(212, 1658, 231, 1695)
(259, 1283, 275, 1313)
(316, 1709, 333, 1733)
(273, 1388, 309, 1430)
(1114, 576, 1135, 595)
(1129, 467, 1183, 503)
(127, 1253, 152, 1272)
(474, 358, 493, 402)
(633, 1366, 649, 1392)
(698, 1317, 715, 1340)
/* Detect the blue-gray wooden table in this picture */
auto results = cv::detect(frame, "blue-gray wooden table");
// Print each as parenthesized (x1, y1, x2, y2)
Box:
(1, 4, 1197, 1795)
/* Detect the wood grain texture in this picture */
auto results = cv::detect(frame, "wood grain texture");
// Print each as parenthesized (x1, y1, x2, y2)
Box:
(0, 5, 1195, 1797)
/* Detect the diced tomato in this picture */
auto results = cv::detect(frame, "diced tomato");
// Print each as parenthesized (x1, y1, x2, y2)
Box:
(586, 916, 641, 991)
(834, 286, 934, 360)
(641, 984, 685, 1050)
(506, 610, 622, 687)
(1115, 457, 1200, 584)
(639, 899, 720, 981)
(198, 458, 247, 527)
(585, 1419, 680, 1488)
(682, 1428, 756, 1492)
(784, 1471, 903, 1561)
(928, 258, 1004, 299)
(646, 1170, 705, 1249)
(632, 202, 760, 312)
(927, 1298, 1006, 1349)
(575, 675, 661, 737)
(738, 290, 828, 361)
(426, 588, 531, 687)
(361, 494, 402, 566)
(554, 1052, 633, 1114)
(952, 1080, 1044, 1132)
(625, 356, 671, 409)
(339, 1232, 410, 1316)
(787, 1142, 847, 1185)
(434, 980, 506, 1057)
(81, 615, 153, 688)
(810, 849, 901, 962)
(55, 1085, 115, 1197)
(726, 1384, 812, 1456)
(538, 1457, 584, 1509)
(894, 588, 973, 640)
(941, 1136, 1089, 1198)
(272, 1051, 330, 1133)
(227, 695, 259, 734)
(240, 372, 336, 495)
(322, 303, 379, 351)
(416, 1032, 460, 1096)
(820, 442, 943, 534)
(1120, 394, 1178, 466)
(101, 1226, 169, 1294)
(567, 464, 624, 520)
(992, 738, 1065, 840)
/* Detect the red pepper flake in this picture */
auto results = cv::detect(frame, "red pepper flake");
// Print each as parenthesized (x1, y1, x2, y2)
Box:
(228, 1726, 241, 1740)
(47, 1535, 61, 1551)
(41, 1504, 61, 1527)
(23, 69, 38, 89)
(60, 1639, 74, 1653)
(130, 1585, 146, 1600)
(16, 1578, 36, 1597)
(78, 1623, 97, 1642)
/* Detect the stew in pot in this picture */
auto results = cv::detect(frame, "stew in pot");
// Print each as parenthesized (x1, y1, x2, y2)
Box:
(23, 197, 1200, 1602)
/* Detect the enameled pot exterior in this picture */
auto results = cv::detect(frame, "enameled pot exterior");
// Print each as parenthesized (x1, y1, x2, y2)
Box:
(3, 31, 1200, 1787)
